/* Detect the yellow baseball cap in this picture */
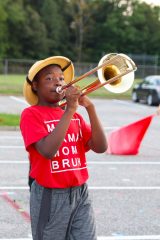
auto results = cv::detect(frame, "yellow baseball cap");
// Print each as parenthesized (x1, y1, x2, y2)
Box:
(23, 56, 74, 105)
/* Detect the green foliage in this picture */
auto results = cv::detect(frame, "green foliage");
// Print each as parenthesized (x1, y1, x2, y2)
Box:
(40, 0, 65, 55)
(0, 0, 160, 61)
(21, 6, 48, 58)
(4, 0, 26, 58)
(0, 2, 8, 57)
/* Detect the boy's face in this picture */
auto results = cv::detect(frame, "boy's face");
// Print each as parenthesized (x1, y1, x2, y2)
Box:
(32, 65, 65, 106)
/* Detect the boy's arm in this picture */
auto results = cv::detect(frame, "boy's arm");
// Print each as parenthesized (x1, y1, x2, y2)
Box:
(34, 86, 81, 159)
(79, 96, 107, 153)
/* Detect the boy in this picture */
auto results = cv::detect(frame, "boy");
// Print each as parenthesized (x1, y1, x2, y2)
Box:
(20, 56, 107, 240)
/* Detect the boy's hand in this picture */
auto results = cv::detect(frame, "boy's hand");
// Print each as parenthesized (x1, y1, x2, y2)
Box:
(78, 95, 94, 109)
(65, 85, 81, 111)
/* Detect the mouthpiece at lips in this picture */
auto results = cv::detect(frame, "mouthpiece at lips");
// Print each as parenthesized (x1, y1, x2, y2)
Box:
(56, 86, 64, 94)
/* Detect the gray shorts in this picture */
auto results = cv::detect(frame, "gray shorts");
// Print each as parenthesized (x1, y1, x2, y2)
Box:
(30, 181, 97, 240)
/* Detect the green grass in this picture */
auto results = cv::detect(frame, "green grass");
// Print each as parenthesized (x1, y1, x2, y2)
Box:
(0, 74, 25, 95)
(0, 113, 20, 126)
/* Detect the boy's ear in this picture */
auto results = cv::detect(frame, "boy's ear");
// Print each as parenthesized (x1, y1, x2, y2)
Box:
(31, 81, 38, 93)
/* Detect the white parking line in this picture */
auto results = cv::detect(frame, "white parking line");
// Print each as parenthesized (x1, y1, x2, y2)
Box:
(88, 161, 160, 165)
(98, 236, 160, 240)
(1, 160, 160, 165)
(1, 235, 160, 240)
(89, 186, 160, 190)
(0, 146, 24, 148)
(0, 161, 28, 163)
(10, 96, 28, 105)
(0, 136, 22, 139)
(112, 99, 150, 109)
(1, 186, 160, 190)
(0, 187, 29, 190)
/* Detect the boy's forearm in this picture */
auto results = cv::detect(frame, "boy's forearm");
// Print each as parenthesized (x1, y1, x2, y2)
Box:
(86, 104, 107, 153)
(35, 108, 75, 159)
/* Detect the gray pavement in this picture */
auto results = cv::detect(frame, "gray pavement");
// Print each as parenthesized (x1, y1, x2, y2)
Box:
(0, 96, 160, 239)
(0, 96, 28, 114)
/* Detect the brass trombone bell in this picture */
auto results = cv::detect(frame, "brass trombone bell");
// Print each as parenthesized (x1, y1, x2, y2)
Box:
(97, 53, 136, 93)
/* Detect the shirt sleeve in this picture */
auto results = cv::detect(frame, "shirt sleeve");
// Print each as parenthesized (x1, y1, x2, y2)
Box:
(20, 108, 48, 150)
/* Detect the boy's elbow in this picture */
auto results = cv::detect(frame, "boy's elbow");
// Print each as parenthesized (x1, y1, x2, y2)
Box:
(102, 144, 108, 153)
(37, 150, 52, 159)
(99, 138, 108, 153)
(35, 141, 56, 159)
(96, 144, 108, 153)
(92, 141, 108, 153)
(41, 149, 57, 159)
(35, 145, 55, 159)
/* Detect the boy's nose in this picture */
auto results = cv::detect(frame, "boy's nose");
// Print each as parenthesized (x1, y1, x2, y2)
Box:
(55, 77, 62, 85)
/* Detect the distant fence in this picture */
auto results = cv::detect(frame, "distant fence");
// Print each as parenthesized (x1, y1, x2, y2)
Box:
(0, 54, 160, 79)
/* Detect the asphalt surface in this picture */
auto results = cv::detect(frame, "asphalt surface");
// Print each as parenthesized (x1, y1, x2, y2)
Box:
(0, 96, 160, 240)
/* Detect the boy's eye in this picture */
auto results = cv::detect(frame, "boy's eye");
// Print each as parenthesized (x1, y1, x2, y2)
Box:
(46, 77, 52, 81)
(46, 76, 64, 81)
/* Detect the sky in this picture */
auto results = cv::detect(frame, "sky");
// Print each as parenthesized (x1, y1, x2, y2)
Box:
(142, 0, 160, 5)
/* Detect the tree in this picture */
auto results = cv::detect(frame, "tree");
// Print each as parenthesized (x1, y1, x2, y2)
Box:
(125, 1, 160, 55)
(4, 0, 26, 58)
(21, 5, 48, 59)
(65, 0, 93, 62)
(0, 0, 160, 62)
(0, 1, 8, 57)
(40, 0, 64, 56)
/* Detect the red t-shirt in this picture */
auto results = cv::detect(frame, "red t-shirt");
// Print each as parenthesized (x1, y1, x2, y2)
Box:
(20, 105, 91, 188)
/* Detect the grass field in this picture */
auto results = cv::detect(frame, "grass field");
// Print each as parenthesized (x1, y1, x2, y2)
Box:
(0, 113, 20, 126)
(0, 74, 25, 95)
(0, 74, 142, 126)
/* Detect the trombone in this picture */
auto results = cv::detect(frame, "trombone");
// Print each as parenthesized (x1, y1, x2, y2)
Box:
(56, 53, 137, 106)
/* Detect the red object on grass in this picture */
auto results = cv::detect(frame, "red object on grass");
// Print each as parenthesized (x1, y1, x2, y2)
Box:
(107, 115, 154, 155)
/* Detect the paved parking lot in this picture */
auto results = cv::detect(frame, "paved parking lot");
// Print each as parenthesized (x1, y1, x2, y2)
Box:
(0, 96, 160, 239)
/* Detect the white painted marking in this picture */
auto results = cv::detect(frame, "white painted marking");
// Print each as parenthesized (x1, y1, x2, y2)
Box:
(0, 187, 29, 190)
(89, 186, 160, 190)
(88, 161, 160, 165)
(0, 136, 21, 139)
(112, 99, 149, 109)
(0, 161, 28, 164)
(1, 186, 160, 190)
(0, 146, 24, 148)
(10, 96, 28, 105)
(0, 161, 160, 165)
(1, 235, 160, 240)
(98, 236, 160, 240)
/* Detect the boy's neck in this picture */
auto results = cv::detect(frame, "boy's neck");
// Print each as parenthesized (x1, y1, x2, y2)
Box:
(37, 102, 60, 108)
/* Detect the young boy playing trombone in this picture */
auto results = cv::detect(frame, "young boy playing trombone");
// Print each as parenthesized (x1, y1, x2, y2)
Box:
(20, 56, 107, 240)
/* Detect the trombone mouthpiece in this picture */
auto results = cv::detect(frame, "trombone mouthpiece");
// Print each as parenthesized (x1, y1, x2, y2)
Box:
(56, 86, 64, 94)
